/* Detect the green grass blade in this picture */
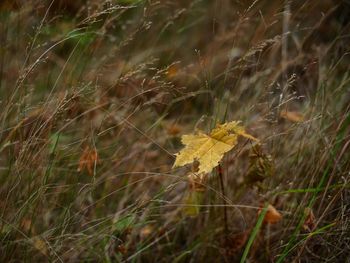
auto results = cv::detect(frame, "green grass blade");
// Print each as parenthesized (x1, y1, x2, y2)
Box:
(240, 203, 268, 263)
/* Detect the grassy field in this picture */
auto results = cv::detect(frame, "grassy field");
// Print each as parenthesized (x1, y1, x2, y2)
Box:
(0, 0, 350, 262)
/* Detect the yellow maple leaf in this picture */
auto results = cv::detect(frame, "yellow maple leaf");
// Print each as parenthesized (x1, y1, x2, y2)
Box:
(173, 121, 258, 174)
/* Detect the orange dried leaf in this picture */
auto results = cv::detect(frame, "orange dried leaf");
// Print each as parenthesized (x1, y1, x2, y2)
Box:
(21, 218, 32, 232)
(166, 64, 179, 79)
(261, 204, 282, 224)
(280, 110, 304, 122)
(78, 146, 99, 176)
(167, 124, 181, 136)
(140, 225, 154, 239)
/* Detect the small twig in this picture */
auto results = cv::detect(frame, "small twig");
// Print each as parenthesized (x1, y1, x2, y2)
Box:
(217, 164, 229, 240)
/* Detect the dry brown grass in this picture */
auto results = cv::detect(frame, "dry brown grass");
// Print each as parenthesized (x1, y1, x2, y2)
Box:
(0, 0, 349, 262)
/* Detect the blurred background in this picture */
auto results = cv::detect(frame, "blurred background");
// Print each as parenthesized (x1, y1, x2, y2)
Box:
(0, 0, 350, 262)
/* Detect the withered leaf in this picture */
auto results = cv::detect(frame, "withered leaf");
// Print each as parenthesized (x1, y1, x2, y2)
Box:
(262, 204, 282, 224)
(173, 121, 257, 174)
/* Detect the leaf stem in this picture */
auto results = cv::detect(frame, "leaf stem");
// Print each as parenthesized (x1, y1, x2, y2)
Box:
(217, 165, 229, 238)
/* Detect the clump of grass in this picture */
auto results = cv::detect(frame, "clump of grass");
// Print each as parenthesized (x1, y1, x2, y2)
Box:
(0, 0, 349, 262)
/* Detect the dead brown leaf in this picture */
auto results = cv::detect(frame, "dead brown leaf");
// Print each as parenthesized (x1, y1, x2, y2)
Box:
(140, 225, 154, 239)
(166, 64, 180, 79)
(78, 146, 99, 176)
(166, 124, 181, 136)
(32, 236, 48, 256)
(280, 110, 304, 122)
(261, 204, 282, 224)
(188, 172, 207, 192)
(226, 230, 249, 254)
(303, 208, 316, 231)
